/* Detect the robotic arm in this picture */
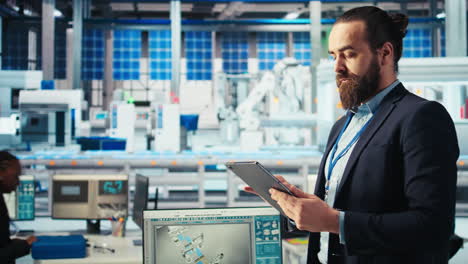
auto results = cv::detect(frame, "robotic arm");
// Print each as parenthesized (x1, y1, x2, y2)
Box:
(236, 71, 275, 130)
(236, 58, 303, 130)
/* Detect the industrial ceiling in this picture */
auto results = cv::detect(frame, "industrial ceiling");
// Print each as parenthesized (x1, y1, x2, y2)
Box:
(0, 0, 447, 20)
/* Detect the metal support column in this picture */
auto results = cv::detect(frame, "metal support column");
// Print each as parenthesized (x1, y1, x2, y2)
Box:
(42, 0, 55, 81)
(248, 32, 258, 74)
(429, 0, 440, 57)
(214, 32, 222, 58)
(309, 1, 321, 114)
(309, 1, 321, 145)
(214, 32, 223, 76)
(170, 0, 182, 100)
(103, 30, 114, 110)
(286, 32, 294, 57)
(66, 28, 74, 90)
(83, 0, 92, 105)
(171, 0, 182, 100)
(445, 0, 467, 57)
(102, 1, 113, 110)
(72, 0, 83, 89)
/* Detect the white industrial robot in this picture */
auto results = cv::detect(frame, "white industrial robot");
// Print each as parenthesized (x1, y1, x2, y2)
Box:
(232, 58, 311, 150)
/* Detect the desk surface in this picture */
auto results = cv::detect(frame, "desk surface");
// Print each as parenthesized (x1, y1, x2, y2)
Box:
(33, 234, 142, 264)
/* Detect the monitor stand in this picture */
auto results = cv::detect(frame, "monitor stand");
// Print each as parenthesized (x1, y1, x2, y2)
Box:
(86, 219, 101, 234)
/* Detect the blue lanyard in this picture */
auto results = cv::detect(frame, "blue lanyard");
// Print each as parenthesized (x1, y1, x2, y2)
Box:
(326, 112, 374, 191)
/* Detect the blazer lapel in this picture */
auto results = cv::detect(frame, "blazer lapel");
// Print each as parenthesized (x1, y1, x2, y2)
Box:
(334, 84, 407, 200)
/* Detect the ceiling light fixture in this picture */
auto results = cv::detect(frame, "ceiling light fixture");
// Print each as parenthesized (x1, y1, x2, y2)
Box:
(54, 9, 63, 17)
(436, 12, 446, 19)
(284, 11, 300, 20)
(284, 6, 307, 20)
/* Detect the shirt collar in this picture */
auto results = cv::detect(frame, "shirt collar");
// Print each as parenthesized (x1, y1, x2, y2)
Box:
(351, 79, 400, 115)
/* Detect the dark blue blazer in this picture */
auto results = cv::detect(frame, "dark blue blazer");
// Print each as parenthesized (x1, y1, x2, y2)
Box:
(0, 194, 31, 263)
(307, 83, 459, 264)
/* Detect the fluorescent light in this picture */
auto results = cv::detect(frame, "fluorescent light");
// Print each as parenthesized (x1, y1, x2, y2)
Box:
(284, 11, 300, 20)
(54, 9, 63, 17)
(436, 12, 446, 19)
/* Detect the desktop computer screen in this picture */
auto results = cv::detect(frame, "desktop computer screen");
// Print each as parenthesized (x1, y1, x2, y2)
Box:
(132, 174, 149, 230)
(3, 175, 35, 220)
(143, 207, 282, 264)
(52, 174, 128, 220)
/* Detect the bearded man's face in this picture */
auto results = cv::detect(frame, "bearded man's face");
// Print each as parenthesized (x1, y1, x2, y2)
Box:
(336, 55, 380, 110)
(328, 21, 383, 110)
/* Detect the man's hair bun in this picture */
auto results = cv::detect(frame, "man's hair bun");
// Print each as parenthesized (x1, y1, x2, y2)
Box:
(390, 13, 409, 39)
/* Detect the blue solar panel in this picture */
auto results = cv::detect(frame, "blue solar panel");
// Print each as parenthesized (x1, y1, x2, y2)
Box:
(293, 32, 311, 66)
(1, 26, 29, 70)
(403, 28, 432, 58)
(149, 30, 172, 80)
(113, 29, 141, 80)
(257, 32, 286, 70)
(82, 29, 104, 80)
(3, 24, 66, 79)
(185, 31, 212, 80)
(55, 25, 67, 79)
(222, 32, 249, 74)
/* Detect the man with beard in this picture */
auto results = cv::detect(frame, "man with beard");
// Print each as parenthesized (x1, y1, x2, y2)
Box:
(0, 151, 36, 263)
(246, 6, 458, 264)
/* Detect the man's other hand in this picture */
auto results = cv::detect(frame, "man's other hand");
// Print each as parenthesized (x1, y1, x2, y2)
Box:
(26, 236, 37, 245)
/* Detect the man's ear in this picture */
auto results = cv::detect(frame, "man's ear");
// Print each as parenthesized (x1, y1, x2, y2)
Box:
(379, 42, 394, 67)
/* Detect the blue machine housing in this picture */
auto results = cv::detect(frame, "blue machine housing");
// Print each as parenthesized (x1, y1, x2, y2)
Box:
(31, 235, 87, 259)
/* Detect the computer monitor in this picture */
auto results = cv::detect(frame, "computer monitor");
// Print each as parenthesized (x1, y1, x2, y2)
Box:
(3, 175, 35, 220)
(51, 174, 128, 220)
(143, 207, 283, 264)
(132, 175, 149, 230)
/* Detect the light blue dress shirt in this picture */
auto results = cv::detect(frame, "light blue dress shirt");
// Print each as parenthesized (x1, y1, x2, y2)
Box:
(318, 80, 400, 264)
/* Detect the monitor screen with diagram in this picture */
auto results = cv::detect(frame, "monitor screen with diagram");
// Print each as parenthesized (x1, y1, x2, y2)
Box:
(143, 207, 282, 264)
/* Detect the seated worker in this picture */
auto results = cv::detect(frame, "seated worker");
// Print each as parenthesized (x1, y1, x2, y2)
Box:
(0, 151, 36, 263)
